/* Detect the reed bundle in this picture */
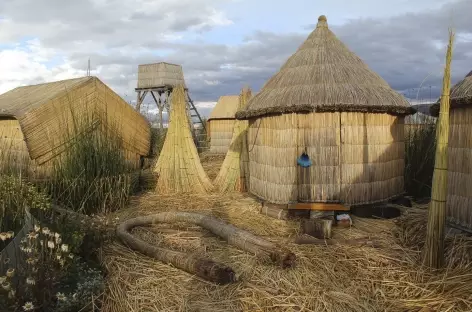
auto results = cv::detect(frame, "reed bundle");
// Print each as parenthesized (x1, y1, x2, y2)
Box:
(214, 87, 252, 192)
(423, 28, 455, 268)
(153, 85, 213, 194)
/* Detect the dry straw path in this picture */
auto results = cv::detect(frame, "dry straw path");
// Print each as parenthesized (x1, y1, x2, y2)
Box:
(101, 157, 472, 312)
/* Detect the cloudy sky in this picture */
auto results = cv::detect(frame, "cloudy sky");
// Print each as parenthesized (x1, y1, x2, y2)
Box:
(0, 0, 471, 119)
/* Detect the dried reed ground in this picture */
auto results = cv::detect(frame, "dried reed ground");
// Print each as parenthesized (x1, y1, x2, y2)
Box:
(101, 157, 472, 312)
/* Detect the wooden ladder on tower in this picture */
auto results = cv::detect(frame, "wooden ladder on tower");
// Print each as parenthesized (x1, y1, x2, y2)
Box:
(185, 91, 208, 152)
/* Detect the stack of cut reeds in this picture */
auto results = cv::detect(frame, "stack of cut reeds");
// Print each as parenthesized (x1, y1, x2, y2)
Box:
(153, 85, 213, 194)
(214, 87, 252, 192)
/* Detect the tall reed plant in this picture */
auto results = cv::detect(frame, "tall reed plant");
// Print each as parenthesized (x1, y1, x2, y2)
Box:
(47, 108, 135, 215)
(404, 118, 437, 198)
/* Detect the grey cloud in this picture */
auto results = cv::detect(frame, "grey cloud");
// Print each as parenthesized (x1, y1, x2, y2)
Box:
(2, 0, 472, 119)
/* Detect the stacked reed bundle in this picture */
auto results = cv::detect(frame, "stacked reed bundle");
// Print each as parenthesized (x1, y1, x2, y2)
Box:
(214, 87, 252, 192)
(236, 15, 414, 205)
(153, 85, 213, 194)
(208, 95, 240, 155)
(430, 46, 472, 232)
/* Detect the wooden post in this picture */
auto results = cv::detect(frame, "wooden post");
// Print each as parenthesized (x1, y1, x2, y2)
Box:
(301, 219, 332, 239)
(423, 28, 455, 269)
(136, 90, 142, 111)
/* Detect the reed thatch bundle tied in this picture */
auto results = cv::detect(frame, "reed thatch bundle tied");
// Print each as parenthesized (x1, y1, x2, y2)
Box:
(214, 87, 252, 192)
(235, 15, 414, 120)
(116, 211, 296, 284)
(153, 84, 213, 194)
(423, 29, 455, 269)
(430, 69, 472, 116)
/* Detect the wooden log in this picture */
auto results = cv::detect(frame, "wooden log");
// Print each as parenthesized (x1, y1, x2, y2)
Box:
(294, 235, 378, 247)
(301, 219, 332, 239)
(116, 212, 296, 284)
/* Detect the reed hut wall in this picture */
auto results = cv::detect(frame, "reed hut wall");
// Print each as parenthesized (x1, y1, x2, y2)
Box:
(447, 107, 472, 230)
(247, 112, 405, 205)
(430, 70, 472, 230)
(208, 95, 240, 155)
(0, 77, 151, 174)
(137, 62, 186, 89)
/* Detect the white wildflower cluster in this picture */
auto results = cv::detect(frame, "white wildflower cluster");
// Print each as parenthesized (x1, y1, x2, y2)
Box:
(1, 222, 76, 310)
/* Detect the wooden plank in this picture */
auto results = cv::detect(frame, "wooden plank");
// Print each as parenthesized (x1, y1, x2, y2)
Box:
(288, 202, 349, 211)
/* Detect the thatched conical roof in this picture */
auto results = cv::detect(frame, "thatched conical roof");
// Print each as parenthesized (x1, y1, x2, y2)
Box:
(235, 15, 413, 120)
(430, 69, 472, 116)
(153, 85, 213, 194)
(208, 95, 240, 120)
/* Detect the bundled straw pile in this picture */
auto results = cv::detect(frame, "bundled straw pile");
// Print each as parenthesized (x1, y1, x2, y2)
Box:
(153, 85, 213, 194)
(214, 87, 252, 192)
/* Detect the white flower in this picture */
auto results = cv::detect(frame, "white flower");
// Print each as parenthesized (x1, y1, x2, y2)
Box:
(27, 231, 38, 240)
(26, 277, 36, 285)
(6, 231, 14, 239)
(22, 302, 34, 311)
(56, 237, 62, 244)
(61, 244, 69, 253)
(56, 292, 67, 301)
(59, 259, 66, 267)
(0, 232, 7, 241)
(0, 276, 6, 283)
(56, 254, 62, 260)
(47, 241, 55, 249)
(6, 268, 15, 278)
(34, 224, 41, 232)
(68, 253, 74, 259)
(2, 281, 11, 291)
(55, 232, 61, 239)
(42, 227, 50, 235)
(72, 293, 77, 300)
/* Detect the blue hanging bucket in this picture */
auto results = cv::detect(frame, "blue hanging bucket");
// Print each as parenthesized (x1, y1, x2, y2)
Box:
(297, 151, 312, 168)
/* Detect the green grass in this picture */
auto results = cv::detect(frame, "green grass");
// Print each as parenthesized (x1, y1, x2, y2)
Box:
(404, 121, 437, 199)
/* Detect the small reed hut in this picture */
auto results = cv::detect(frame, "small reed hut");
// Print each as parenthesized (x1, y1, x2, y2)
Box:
(0, 76, 150, 175)
(235, 15, 414, 206)
(208, 95, 240, 155)
(430, 70, 472, 231)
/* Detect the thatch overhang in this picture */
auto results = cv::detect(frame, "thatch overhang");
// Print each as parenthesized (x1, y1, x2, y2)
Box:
(208, 95, 240, 121)
(235, 15, 414, 120)
(430, 70, 472, 117)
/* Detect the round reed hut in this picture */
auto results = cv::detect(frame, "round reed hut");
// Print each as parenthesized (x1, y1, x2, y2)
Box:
(208, 95, 240, 155)
(430, 70, 472, 231)
(235, 15, 414, 205)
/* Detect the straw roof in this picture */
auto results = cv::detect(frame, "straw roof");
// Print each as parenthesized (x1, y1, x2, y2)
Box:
(235, 15, 413, 120)
(0, 76, 151, 162)
(0, 77, 91, 117)
(208, 95, 240, 120)
(430, 70, 472, 116)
